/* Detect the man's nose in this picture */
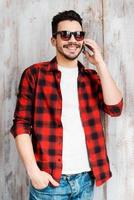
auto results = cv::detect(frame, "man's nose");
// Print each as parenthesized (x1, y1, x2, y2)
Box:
(69, 34, 76, 42)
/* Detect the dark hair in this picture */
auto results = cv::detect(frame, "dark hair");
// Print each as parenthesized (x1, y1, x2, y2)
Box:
(52, 10, 83, 36)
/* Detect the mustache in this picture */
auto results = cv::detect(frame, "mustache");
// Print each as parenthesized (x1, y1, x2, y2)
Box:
(63, 43, 81, 48)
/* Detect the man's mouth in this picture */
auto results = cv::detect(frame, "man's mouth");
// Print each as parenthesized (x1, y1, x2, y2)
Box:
(63, 44, 81, 51)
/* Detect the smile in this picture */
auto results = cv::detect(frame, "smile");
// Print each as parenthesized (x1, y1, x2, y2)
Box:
(67, 46, 77, 51)
(64, 44, 80, 51)
(63, 44, 80, 51)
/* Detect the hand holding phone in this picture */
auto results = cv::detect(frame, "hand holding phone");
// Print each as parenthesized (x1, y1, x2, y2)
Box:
(82, 39, 103, 65)
(82, 43, 94, 56)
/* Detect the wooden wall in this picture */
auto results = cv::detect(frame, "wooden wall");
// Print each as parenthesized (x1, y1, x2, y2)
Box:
(1, 0, 134, 199)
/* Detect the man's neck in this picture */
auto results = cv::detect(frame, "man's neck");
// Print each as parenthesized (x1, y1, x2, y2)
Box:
(56, 55, 77, 68)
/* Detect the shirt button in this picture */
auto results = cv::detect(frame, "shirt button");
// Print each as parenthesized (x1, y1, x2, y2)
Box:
(58, 158, 61, 162)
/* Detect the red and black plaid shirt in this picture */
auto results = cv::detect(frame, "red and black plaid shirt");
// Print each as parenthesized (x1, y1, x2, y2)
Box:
(10, 57, 123, 186)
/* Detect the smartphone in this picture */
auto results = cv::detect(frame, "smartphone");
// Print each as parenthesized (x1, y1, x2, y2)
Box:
(82, 43, 94, 55)
(82, 44, 86, 53)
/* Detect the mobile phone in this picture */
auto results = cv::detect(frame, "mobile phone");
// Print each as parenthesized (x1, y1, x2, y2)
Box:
(82, 44, 86, 53)
(82, 43, 94, 55)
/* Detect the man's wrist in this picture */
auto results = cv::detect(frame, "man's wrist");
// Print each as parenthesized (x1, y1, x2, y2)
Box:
(95, 59, 108, 77)
(26, 164, 40, 178)
(95, 58, 106, 68)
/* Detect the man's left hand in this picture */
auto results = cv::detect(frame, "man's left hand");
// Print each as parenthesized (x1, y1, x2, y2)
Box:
(83, 39, 104, 66)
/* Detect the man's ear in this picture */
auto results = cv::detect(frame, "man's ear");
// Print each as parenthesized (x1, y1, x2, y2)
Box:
(51, 37, 56, 47)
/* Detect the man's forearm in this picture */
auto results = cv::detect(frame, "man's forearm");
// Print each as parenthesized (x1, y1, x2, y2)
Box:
(96, 60, 123, 105)
(15, 134, 40, 177)
(83, 38, 123, 105)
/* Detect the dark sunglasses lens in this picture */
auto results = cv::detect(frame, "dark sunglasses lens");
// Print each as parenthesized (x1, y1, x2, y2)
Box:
(58, 31, 85, 41)
(61, 31, 71, 41)
(75, 32, 85, 41)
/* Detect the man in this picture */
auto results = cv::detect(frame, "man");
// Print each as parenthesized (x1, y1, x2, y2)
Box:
(10, 10, 123, 200)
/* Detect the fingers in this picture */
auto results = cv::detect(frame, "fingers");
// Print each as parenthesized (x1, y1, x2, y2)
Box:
(84, 38, 97, 46)
(83, 50, 92, 58)
(48, 174, 59, 187)
(30, 171, 59, 189)
(31, 178, 49, 190)
(84, 39, 101, 52)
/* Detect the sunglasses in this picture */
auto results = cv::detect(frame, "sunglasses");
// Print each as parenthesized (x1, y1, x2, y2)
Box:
(53, 31, 85, 41)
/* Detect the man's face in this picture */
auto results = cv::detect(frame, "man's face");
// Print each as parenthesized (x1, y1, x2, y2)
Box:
(52, 20, 84, 60)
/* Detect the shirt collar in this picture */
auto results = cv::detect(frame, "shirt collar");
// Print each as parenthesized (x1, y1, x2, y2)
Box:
(49, 56, 86, 74)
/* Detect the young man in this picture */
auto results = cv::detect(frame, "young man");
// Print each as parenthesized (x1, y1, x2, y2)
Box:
(10, 10, 123, 200)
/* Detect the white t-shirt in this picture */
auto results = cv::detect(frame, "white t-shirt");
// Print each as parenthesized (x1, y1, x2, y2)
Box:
(58, 65, 91, 174)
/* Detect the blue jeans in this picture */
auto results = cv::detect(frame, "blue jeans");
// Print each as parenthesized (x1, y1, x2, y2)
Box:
(29, 171, 95, 200)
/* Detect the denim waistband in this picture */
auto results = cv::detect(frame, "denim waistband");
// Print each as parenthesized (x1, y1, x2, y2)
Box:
(61, 171, 93, 180)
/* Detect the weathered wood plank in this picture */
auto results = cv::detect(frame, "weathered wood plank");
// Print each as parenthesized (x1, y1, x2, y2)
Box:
(1, 0, 134, 199)
(1, 1, 29, 199)
(103, 0, 134, 199)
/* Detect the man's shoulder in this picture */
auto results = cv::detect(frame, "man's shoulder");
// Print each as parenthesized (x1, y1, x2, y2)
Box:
(85, 68, 97, 75)
(20, 60, 52, 80)
(24, 60, 51, 73)
(84, 67, 99, 80)
(78, 61, 98, 78)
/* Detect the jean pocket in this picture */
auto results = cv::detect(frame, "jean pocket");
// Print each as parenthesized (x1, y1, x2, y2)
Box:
(82, 172, 95, 188)
(31, 183, 49, 192)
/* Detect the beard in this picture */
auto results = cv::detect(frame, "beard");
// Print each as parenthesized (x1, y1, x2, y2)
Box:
(56, 43, 83, 60)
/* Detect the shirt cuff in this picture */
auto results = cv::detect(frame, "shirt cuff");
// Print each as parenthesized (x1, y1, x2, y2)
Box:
(10, 125, 31, 138)
(103, 98, 123, 117)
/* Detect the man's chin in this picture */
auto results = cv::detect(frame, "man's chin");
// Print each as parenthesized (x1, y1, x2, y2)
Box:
(57, 48, 82, 60)
(63, 53, 80, 60)
(64, 56, 78, 60)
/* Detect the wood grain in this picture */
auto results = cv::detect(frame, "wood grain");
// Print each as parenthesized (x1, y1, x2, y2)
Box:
(0, 0, 133, 199)
(103, 0, 134, 199)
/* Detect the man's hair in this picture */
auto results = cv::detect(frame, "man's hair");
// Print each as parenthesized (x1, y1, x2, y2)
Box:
(51, 10, 83, 35)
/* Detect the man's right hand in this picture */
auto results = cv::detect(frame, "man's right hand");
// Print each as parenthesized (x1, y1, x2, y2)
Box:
(14, 134, 59, 190)
(29, 169, 59, 190)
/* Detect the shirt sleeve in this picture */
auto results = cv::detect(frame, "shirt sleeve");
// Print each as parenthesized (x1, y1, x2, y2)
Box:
(95, 73, 123, 117)
(10, 67, 35, 138)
